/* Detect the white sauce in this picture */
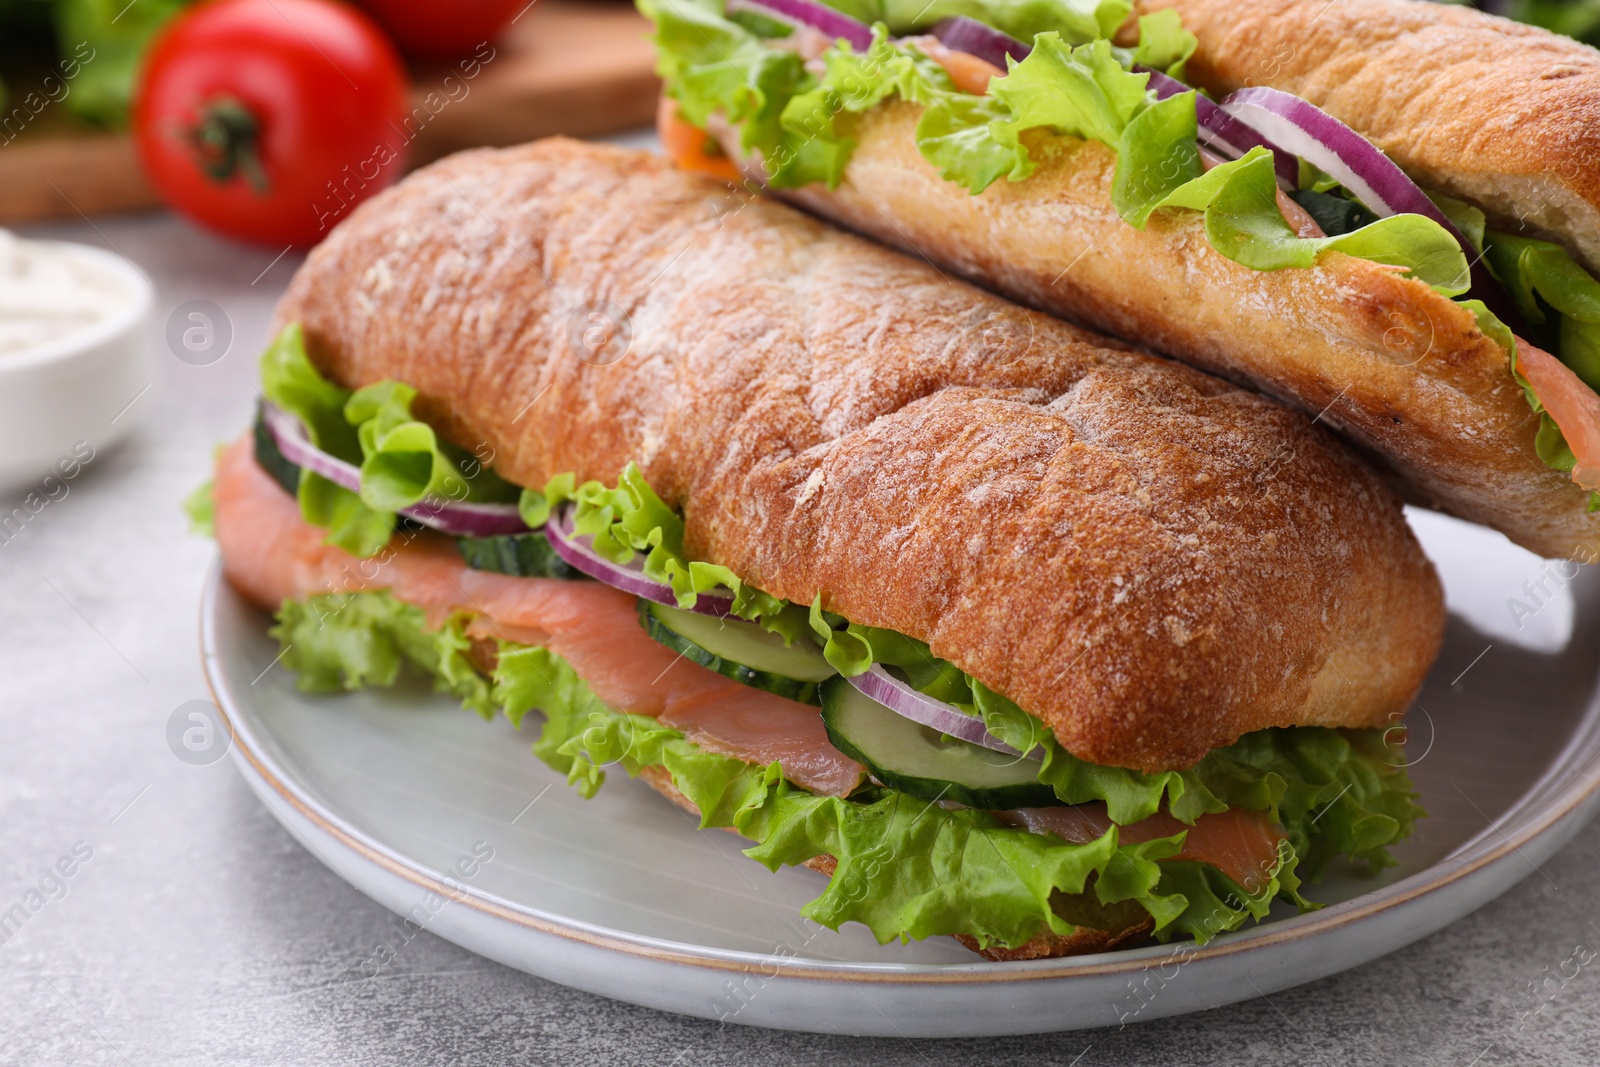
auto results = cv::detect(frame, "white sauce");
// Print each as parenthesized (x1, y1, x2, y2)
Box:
(0, 230, 132, 357)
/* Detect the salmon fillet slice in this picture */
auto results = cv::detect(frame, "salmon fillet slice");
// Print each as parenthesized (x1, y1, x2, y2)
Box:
(1004, 804, 1285, 893)
(212, 435, 865, 797)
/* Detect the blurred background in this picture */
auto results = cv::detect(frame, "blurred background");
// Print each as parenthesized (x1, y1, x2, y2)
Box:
(0, 0, 660, 231)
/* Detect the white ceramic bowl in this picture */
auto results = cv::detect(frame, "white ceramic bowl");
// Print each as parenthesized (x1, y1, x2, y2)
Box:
(0, 241, 154, 492)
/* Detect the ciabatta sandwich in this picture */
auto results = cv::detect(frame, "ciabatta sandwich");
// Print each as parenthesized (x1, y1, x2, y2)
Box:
(196, 139, 1441, 958)
(644, 0, 1600, 559)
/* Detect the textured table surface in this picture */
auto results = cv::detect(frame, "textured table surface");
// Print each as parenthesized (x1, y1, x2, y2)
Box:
(3, 136, 1600, 1067)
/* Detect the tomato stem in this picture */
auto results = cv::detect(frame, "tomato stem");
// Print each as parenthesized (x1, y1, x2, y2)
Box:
(186, 96, 270, 194)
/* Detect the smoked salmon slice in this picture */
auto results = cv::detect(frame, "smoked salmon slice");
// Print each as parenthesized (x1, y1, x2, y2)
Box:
(1516, 338, 1600, 492)
(1003, 804, 1285, 892)
(908, 37, 1005, 96)
(657, 97, 743, 184)
(212, 435, 864, 797)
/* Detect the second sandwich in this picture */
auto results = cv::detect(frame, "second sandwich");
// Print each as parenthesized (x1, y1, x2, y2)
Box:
(645, 0, 1600, 558)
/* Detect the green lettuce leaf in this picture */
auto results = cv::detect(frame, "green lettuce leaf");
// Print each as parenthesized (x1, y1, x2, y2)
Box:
(807, 599, 1419, 864)
(1463, 299, 1599, 509)
(1202, 727, 1421, 879)
(1562, 317, 1600, 396)
(1111, 89, 1201, 226)
(271, 591, 494, 718)
(519, 462, 807, 643)
(260, 325, 394, 557)
(267, 588, 1394, 948)
(1484, 232, 1600, 325)
(259, 324, 360, 458)
(1471, 241, 1600, 507)
(644, 0, 828, 184)
(775, 28, 963, 186)
(492, 633, 1300, 948)
(1427, 191, 1486, 255)
(53, 0, 193, 128)
(1146, 858, 1293, 943)
(258, 324, 519, 557)
(988, 35, 1151, 159)
(913, 91, 1021, 192)
(344, 380, 519, 512)
(1484, 230, 1600, 391)
(1138, 147, 1470, 293)
(725, 6, 793, 35)
(1130, 8, 1196, 77)
(295, 473, 397, 558)
(748, 786, 1197, 946)
(821, 0, 1127, 40)
(183, 478, 215, 537)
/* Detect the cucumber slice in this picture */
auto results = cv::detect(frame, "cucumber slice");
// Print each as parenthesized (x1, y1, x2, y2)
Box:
(639, 600, 836, 704)
(819, 677, 1056, 809)
(253, 410, 302, 497)
(456, 532, 579, 579)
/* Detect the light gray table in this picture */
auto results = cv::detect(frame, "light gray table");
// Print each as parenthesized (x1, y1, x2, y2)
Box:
(4, 152, 1599, 1066)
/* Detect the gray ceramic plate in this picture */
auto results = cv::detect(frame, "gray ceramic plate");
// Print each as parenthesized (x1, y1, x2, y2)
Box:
(200, 509, 1600, 1037)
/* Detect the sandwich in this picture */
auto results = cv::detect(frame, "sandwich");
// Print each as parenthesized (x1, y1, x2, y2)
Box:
(642, 0, 1600, 560)
(194, 138, 1442, 959)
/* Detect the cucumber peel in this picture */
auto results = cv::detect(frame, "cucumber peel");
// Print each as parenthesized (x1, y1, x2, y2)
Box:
(639, 600, 835, 704)
(820, 678, 1057, 809)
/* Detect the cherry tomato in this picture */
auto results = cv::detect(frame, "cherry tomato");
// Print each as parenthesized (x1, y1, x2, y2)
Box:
(132, 0, 411, 248)
(353, 0, 525, 59)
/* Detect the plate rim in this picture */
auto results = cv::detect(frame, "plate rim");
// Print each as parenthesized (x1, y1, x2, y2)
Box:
(200, 560, 1600, 986)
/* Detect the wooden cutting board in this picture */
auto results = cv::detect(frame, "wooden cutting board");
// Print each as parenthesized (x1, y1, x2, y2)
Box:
(0, 0, 659, 223)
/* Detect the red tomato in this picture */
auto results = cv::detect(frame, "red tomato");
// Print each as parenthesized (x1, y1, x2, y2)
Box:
(132, 0, 411, 248)
(353, 0, 525, 59)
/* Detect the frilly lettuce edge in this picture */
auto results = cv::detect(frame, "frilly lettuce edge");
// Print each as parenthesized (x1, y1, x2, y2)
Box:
(269, 587, 1307, 950)
(807, 607, 1421, 873)
(259, 324, 519, 558)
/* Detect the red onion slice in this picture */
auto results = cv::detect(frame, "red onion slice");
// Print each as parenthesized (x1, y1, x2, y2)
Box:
(1217, 85, 1520, 312)
(1216, 87, 1468, 242)
(1137, 67, 1300, 189)
(262, 402, 529, 538)
(396, 495, 532, 539)
(261, 401, 361, 491)
(848, 666, 1041, 760)
(726, 0, 872, 50)
(928, 16, 1030, 68)
(545, 505, 736, 617)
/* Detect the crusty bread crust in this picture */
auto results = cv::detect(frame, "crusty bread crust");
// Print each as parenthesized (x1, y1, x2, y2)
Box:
(635, 766, 1154, 959)
(1131, 0, 1600, 275)
(751, 102, 1600, 560)
(273, 138, 1443, 773)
